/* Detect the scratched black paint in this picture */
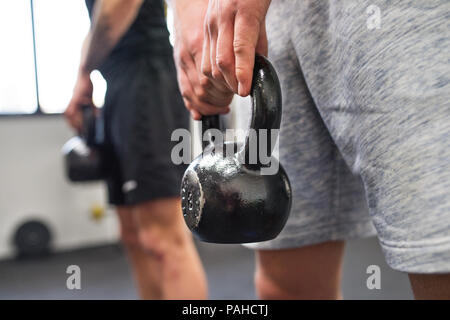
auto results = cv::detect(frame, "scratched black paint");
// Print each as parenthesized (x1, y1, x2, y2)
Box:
(181, 55, 292, 243)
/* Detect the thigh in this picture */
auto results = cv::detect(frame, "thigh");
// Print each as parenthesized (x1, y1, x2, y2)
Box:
(116, 206, 139, 244)
(134, 197, 184, 230)
(117, 206, 135, 227)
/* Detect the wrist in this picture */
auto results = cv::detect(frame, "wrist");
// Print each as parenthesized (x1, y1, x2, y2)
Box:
(77, 66, 91, 80)
(173, 0, 208, 32)
(173, 0, 208, 14)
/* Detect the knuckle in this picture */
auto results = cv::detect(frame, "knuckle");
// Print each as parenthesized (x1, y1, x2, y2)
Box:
(202, 65, 212, 78)
(242, 11, 262, 24)
(212, 69, 223, 80)
(189, 32, 203, 52)
(199, 76, 212, 89)
(192, 31, 203, 47)
(233, 42, 252, 56)
(180, 88, 190, 99)
(196, 88, 209, 101)
(179, 56, 190, 69)
(216, 57, 231, 71)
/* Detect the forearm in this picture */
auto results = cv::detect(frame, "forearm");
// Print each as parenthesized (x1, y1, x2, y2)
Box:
(170, 0, 208, 45)
(79, 0, 143, 74)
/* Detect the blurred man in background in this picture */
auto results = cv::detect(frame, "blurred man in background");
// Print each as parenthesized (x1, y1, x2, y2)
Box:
(65, 0, 207, 299)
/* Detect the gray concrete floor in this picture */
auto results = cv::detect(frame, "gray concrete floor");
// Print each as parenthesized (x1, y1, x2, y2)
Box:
(0, 237, 413, 299)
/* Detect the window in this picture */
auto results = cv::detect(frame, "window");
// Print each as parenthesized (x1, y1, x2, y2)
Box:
(0, 0, 105, 115)
(33, 0, 90, 113)
(0, 0, 37, 114)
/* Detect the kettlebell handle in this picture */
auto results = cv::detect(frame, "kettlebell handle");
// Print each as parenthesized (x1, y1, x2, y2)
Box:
(201, 114, 222, 150)
(201, 55, 282, 163)
(80, 105, 97, 147)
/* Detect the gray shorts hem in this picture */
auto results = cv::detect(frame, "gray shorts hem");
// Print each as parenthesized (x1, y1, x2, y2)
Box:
(381, 240, 450, 274)
(243, 220, 377, 250)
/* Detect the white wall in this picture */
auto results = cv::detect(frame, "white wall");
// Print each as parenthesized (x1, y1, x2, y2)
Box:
(0, 116, 118, 259)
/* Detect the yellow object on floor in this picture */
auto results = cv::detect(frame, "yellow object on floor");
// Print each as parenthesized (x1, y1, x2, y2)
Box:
(90, 204, 105, 221)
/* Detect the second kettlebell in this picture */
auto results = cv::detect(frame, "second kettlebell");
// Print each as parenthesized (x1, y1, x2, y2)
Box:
(62, 106, 106, 182)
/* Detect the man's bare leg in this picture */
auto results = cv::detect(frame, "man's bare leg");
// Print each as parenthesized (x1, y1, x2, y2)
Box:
(116, 207, 161, 299)
(409, 274, 450, 300)
(135, 197, 207, 300)
(255, 241, 345, 300)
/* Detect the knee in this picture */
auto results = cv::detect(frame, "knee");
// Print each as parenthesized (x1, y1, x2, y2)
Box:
(138, 224, 187, 260)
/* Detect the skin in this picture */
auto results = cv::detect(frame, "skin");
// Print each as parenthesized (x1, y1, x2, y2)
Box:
(65, 0, 144, 131)
(65, 0, 207, 299)
(175, 0, 450, 299)
(255, 241, 345, 300)
(171, 0, 233, 120)
(118, 199, 207, 300)
(409, 274, 450, 300)
(117, 207, 162, 298)
(201, 0, 270, 97)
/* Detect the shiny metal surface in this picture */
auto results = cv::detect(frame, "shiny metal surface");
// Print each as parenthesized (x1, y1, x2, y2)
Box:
(181, 55, 292, 243)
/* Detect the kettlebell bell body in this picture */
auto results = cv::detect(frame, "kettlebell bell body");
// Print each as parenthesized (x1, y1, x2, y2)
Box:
(181, 55, 292, 244)
(62, 106, 106, 182)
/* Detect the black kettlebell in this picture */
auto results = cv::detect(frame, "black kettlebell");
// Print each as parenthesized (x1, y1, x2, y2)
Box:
(181, 55, 292, 243)
(62, 106, 106, 182)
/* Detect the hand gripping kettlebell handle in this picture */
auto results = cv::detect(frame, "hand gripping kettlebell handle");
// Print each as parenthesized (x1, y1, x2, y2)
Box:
(201, 54, 282, 164)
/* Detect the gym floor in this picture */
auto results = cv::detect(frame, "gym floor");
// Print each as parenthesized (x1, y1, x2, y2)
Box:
(0, 237, 413, 300)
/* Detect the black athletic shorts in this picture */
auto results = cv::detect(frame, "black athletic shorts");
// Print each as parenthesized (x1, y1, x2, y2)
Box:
(100, 46, 189, 206)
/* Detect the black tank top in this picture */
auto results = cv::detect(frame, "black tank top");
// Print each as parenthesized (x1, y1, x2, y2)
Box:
(85, 0, 171, 72)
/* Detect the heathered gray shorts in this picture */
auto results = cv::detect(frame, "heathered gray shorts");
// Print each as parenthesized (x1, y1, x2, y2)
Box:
(246, 0, 450, 274)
